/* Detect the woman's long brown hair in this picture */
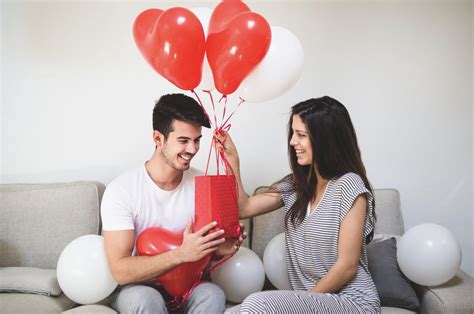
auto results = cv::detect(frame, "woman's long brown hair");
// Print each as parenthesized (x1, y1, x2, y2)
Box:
(283, 96, 375, 242)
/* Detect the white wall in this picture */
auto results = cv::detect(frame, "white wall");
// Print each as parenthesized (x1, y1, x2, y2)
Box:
(1, 1, 472, 276)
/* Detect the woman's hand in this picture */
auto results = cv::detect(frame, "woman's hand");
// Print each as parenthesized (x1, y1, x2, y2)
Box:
(214, 130, 240, 173)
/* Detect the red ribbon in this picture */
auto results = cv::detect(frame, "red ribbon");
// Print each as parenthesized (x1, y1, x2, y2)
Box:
(172, 91, 243, 311)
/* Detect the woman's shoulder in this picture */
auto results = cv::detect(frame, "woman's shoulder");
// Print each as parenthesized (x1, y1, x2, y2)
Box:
(332, 172, 367, 194)
(272, 174, 295, 191)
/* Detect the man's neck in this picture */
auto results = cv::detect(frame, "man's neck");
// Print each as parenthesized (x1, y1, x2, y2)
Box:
(145, 154, 183, 191)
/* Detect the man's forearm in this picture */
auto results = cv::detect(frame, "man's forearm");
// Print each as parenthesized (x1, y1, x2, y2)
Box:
(111, 249, 183, 285)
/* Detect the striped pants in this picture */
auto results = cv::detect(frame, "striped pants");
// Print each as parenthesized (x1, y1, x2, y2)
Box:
(228, 290, 380, 313)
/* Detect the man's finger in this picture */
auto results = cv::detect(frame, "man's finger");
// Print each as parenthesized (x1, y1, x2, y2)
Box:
(203, 229, 225, 242)
(195, 221, 218, 236)
(203, 238, 226, 250)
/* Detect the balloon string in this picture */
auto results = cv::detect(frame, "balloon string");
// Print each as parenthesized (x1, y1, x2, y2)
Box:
(204, 90, 218, 128)
(221, 98, 245, 129)
(166, 273, 205, 311)
(205, 136, 213, 176)
(192, 90, 213, 128)
(220, 95, 228, 124)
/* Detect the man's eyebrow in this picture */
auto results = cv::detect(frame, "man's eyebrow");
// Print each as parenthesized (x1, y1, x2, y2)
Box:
(177, 135, 203, 140)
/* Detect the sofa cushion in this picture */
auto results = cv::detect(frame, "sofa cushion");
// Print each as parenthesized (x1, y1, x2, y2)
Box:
(63, 304, 117, 313)
(0, 267, 61, 296)
(0, 292, 75, 313)
(367, 237, 420, 311)
(251, 186, 285, 259)
(0, 182, 104, 268)
(372, 189, 404, 235)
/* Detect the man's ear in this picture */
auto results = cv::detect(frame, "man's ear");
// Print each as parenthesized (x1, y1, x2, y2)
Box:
(153, 130, 165, 148)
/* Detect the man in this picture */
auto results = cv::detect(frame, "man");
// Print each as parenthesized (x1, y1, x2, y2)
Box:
(101, 93, 243, 313)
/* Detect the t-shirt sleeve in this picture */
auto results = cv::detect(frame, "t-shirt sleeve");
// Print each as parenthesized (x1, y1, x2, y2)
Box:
(338, 173, 375, 238)
(101, 182, 135, 231)
(273, 174, 296, 211)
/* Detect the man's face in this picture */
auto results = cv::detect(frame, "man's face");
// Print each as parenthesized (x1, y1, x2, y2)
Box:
(158, 120, 202, 171)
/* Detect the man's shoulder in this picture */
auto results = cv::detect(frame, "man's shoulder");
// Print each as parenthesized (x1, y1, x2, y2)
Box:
(106, 166, 144, 191)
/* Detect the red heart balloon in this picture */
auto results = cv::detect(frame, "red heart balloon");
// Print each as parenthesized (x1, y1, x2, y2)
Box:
(132, 9, 163, 44)
(132, 7, 206, 90)
(208, 0, 251, 35)
(206, 12, 271, 95)
(136, 227, 210, 297)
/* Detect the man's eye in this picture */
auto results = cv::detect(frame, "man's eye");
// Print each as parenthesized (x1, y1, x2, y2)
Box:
(179, 140, 187, 144)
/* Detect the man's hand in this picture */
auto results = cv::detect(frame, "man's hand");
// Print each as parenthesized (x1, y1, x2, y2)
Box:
(215, 223, 247, 257)
(175, 220, 225, 263)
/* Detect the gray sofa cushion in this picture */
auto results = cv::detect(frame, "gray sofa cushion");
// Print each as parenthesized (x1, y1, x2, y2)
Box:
(372, 189, 404, 236)
(63, 304, 117, 313)
(0, 182, 104, 268)
(0, 292, 75, 313)
(367, 238, 420, 311)
(0, 267, 61, 296)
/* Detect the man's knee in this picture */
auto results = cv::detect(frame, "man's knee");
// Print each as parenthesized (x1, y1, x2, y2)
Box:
(186, 282, 226, 312)
(111, 285, 167, 314)
(194, 282, 225, 300)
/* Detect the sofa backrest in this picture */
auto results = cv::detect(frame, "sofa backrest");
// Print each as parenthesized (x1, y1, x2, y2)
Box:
(250, 187, 404, 259)
(0, 181, 105, 269)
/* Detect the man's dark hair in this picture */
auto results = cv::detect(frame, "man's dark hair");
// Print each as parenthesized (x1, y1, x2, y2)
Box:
(153, 93, 210, 139)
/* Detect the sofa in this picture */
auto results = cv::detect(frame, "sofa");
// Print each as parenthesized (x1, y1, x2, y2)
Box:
(1, 181, 473, 313)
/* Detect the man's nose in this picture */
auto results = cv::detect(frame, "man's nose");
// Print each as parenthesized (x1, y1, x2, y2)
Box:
(187, 143, 198, 154)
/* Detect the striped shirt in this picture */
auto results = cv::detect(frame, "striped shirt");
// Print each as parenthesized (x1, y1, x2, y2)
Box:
(239, 172, 380, 313)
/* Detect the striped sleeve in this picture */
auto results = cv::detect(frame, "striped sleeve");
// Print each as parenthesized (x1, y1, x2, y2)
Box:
(273, 174, 297, 211)
(337, 173, 375, 237)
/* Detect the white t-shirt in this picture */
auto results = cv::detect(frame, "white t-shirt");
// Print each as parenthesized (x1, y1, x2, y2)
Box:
(101, 165, 203, 253)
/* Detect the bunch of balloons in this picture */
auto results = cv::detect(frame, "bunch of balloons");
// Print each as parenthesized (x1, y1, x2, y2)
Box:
(56, 235, 117, 304)
(133, 0, 304, 102)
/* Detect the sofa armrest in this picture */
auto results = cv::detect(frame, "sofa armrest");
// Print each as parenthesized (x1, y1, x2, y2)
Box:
(415, 269, 474, 314)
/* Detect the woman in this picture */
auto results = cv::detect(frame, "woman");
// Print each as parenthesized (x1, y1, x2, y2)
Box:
(216, 96, 380, 313)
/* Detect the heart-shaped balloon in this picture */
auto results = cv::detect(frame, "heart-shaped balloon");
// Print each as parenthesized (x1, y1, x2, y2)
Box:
(206, 12, 271, 95)
(132, 7, 206, 90)
(208, 0, 251, 35)
(136, 227, 210, 297)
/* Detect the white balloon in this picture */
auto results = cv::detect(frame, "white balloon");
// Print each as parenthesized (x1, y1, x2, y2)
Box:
(190, 7, 215, 92)
(397, 223, 462, 286)
(263, 233, 291, 290)
(57, 235, 117, 304)
(237, 26, 304, 103)
(211, 247, 265, 303)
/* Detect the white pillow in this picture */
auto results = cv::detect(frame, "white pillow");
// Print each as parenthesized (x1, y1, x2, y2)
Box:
(0, 267, 62, 296)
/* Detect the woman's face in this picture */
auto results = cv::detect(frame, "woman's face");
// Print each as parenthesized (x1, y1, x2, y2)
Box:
(289, 114, 313, 166)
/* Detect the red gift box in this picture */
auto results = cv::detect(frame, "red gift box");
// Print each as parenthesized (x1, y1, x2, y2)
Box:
(194, 175, 240, 239)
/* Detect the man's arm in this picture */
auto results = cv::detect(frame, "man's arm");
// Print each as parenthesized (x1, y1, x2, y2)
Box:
(104, 220, 225, 285)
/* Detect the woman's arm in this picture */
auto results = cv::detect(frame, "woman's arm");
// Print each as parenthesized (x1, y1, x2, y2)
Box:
(215, 131, 283, 219)
(310, 195, 367, 293)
